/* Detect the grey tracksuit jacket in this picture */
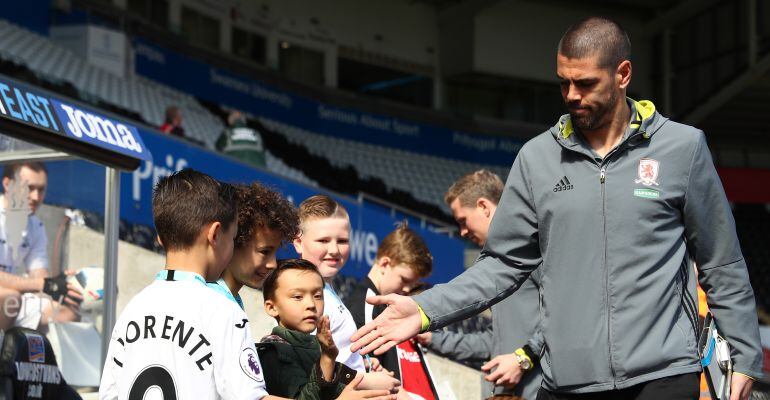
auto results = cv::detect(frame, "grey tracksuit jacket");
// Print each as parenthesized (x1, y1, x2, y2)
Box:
(429, 274, 543, 400)
(415, 99, 763, 393)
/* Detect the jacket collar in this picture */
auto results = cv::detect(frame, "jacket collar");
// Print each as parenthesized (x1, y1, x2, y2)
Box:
(271, 325, 318, 349)
(551, 98, 667, 156)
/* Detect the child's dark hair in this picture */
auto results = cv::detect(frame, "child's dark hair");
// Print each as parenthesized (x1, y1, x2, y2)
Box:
(152, 169, 237, 251)
(234, 183, 299, 248)
(263, 258, 323, 301)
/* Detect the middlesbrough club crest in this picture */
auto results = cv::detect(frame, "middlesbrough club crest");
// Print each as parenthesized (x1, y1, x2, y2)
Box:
(635, 158, 660, 186)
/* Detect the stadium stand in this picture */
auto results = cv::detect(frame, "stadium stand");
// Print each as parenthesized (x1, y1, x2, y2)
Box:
(258, 117, 510, 211)
(0, 17, 511, 223)
(195, 99, 459, 223)
(0, 18, 318, 188)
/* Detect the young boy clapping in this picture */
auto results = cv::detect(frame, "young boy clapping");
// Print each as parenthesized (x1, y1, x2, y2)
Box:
(257, 259, 397, 400)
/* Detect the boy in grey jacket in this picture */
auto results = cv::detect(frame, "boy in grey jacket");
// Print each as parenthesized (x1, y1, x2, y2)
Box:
(351, 17, 762, 400)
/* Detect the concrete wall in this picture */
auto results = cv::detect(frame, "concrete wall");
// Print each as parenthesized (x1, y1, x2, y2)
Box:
(251, 0, 438, 67)
(158, 0, 438, 86)
(67, 224, 482, 398)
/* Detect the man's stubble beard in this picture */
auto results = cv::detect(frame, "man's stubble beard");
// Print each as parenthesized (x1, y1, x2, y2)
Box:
(570, 89, 618, 132)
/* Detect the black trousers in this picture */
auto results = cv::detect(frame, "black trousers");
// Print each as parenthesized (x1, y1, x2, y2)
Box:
(536, 373, 699, 400)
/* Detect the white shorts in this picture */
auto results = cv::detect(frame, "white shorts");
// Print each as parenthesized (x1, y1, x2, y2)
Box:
(14, 293, 51, 330)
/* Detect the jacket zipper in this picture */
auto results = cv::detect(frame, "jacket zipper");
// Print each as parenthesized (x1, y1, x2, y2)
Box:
(555, 124, 647, 387)
(596, 132, 646, 387)
(599, 165, 616, 387)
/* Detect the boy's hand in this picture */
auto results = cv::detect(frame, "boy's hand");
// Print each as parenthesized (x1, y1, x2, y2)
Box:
(318, 315, 339, 358)
(357, 371, 400, 393)
(337, 374, 397, 400)
(364, 356, 382, 372)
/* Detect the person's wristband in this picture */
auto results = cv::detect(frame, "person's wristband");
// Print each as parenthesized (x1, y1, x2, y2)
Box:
(521, 344, 538, 363)
(418, 305, 430, 332)
(513, 345, 537, 371)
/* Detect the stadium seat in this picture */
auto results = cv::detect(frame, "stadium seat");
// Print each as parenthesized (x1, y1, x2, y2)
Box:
(259, 117, 510, 210)
(0, 19, 317, 187)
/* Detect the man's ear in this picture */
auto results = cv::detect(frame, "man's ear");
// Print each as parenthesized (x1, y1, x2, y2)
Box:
(156, 235, 164, 248)
(207, 221, 222, 247)
(616, 60, 632, 89)
(1, 177, 9, 193)
(264, 299, 279, 318)
(477, 197, 493, 218)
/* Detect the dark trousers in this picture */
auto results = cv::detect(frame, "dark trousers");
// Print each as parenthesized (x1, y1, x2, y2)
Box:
(536, 373, 699, 400)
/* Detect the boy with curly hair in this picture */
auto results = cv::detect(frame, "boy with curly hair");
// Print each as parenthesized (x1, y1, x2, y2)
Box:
(207, 182, 299, 307)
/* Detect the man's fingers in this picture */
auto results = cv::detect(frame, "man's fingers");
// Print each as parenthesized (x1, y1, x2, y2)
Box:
(351, 319, 382, 345)
(480, 358, 499, 372)
(371, 340, 398, 356)
(485, 369, 503, 382)
(358, 334, 389, 356)
(352, 324, 384, 353)
(364, 294, 392, 306)
(729, 374, 754, 400)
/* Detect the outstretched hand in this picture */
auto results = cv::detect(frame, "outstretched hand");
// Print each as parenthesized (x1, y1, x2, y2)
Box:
(350, 294, 422, 356)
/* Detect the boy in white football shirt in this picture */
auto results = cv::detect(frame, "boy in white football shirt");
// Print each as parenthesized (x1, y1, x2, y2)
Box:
(99, 169, 281, 400)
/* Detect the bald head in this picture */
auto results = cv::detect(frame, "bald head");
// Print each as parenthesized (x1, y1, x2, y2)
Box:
(558, 17, 631, 69)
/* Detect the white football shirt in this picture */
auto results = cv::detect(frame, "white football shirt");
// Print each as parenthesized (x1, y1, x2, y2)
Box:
(323, 282, 365, 372)
(0, 196, 48, 276)
(99, 270, 268, 400)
